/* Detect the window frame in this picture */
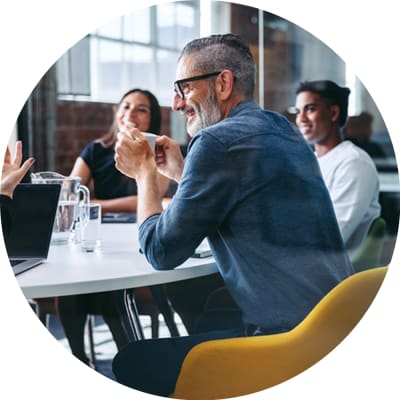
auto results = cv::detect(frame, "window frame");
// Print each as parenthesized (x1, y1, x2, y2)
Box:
(56, 2, 200, 107)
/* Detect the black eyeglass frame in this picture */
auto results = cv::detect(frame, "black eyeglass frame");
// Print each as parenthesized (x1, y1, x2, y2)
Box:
(174, 71, 222, 99)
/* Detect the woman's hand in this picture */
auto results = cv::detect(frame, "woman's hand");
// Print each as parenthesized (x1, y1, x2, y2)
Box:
(1, 141, 35, 198)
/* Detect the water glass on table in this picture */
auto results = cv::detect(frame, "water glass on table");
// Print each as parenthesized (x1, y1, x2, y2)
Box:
(79, 203, 101, 252)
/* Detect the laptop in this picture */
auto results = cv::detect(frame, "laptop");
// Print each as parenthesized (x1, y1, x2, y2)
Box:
(3, 183, 61, 275)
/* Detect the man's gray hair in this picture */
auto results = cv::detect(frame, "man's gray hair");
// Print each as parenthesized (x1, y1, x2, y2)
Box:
(179, 33, 256, 100)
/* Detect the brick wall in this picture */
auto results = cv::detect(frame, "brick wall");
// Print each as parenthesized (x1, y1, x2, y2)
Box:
(54, 101, 172, 176)
(55, 101, 113, 175)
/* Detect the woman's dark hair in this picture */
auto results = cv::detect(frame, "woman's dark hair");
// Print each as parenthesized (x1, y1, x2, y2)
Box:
(295, 80, 351, 127)
(99, 88, 162, 148)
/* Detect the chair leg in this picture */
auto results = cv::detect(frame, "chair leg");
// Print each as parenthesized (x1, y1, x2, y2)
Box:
(125, 290, 145, 341)
(33, 300, 51, 328)
(150, 285, 180, 337)
(37, 308, 49, 327)
(150, 312, 159, 338)
(86, 315, 96, 368)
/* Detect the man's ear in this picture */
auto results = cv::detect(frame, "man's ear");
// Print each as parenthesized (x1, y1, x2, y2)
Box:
(330, 104, 341, 124)
(216, 70, 235, 101)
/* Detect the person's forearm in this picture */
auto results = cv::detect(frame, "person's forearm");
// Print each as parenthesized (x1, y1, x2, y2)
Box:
(136, 170, 163, 225)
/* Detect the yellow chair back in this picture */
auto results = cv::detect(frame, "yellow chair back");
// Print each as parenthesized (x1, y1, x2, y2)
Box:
(172, 266, 388, 400)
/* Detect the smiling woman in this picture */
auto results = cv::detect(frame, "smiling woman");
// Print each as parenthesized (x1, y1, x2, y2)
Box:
(55, 86, 171, 367)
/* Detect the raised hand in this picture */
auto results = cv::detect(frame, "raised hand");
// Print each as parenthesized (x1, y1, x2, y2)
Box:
(1, 141, 35, 198)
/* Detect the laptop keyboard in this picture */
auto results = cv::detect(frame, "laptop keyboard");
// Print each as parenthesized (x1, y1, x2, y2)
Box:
(10, 259, 25, 266)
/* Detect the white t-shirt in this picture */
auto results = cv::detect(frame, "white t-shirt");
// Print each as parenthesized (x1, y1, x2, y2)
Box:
(318, 140, 381, 256)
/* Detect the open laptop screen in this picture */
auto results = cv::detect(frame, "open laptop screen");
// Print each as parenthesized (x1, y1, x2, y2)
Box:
(3, 183, 61, 258)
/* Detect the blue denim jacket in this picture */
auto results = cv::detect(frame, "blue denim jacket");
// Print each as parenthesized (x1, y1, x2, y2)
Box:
(139, 100, 353, 332)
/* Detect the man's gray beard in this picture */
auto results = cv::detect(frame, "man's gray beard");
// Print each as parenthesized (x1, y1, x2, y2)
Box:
(187, 92, 221, 137)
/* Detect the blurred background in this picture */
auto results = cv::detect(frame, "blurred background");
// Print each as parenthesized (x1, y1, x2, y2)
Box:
(10, 0, 399, 242)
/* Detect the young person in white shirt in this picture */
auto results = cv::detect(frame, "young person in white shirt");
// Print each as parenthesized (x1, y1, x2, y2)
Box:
(295, 80, 381, 258)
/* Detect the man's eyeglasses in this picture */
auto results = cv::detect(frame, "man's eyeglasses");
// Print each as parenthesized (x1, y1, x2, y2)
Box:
(174, 71, 222, 100)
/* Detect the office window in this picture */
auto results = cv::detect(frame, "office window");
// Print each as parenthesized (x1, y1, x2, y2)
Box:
(96, 17, 123, 40)
(91, 39, 123, 100)
(157, 2, 198, 49)
(123, 8, 151, 43)
(56, 35, 90, 97)
(156, 48, 180, 106)
(90, 39, 154, 102)
(57, 2, 199, 106)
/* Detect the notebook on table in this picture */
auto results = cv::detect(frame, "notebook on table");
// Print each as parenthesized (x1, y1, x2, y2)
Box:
(192, 238, 212, 258)
(102, 212, 136, 223)
(3, 183, 61, 276)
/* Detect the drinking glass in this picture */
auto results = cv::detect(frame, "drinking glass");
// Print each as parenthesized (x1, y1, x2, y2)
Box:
(79, 203, 101, 252)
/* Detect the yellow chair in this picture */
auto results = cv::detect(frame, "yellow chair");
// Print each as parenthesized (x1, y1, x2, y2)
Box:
(351, 217, 386, 272)
(172, 266, 388, 400)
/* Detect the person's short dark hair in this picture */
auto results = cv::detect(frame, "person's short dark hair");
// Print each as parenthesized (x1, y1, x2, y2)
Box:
(296, 80, 351, 127)
(179, 33, 256, 100)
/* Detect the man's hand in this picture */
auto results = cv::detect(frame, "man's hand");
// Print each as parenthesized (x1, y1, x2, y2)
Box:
(114, 128, 157, 180)
(154, 135, 184, 183)
(1, 141, 35, 198)
(115, 128, 163, 225)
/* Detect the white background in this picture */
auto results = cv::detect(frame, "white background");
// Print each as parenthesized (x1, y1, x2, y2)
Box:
(0, 0, 399, 399)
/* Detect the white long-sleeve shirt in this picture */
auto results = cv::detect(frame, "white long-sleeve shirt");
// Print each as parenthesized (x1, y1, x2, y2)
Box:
(318, 140, 381, 257)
